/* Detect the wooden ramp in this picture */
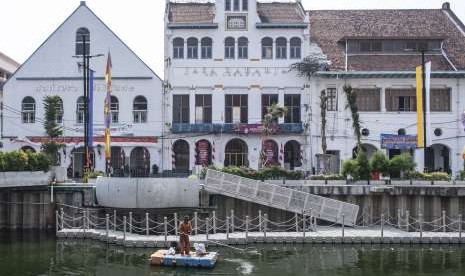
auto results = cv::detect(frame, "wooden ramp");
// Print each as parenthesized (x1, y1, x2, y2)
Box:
(204, 170, 359, 227)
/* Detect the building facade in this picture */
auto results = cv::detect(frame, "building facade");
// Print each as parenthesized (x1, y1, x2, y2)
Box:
(2, 2, 163, 178)
(307, 3, 465, 176)
(164, 0, 311, 173)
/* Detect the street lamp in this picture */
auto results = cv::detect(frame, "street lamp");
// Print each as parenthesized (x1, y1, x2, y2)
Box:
(72, 34, 103, 183)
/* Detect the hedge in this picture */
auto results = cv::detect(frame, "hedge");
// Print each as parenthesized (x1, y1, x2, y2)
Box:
(202, 166, 304, 180)
(0, 150, 52, 172)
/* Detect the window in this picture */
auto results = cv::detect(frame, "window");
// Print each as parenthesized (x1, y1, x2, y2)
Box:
(276, 37, 287, 59)
(430, 88, 451, 112)
(173, 38, 184, 59)
(56, 98, 63, 124)
(348, 39, 442, 53)
(187, 37, 198, 59)
(354, 88, 381, 111)
(133, 96, 148, 123)
(262, 37, 273, 59)
(326, 88, 337, 111)
(76, 96, 85, 124)
(290, 37, 302, 59)
(385, 88, 416, 111)
(225, 37, 235, 59)
(195, 95, 212, 123)
(21, 96, 35, 124)
(234, 0, 240, 11)
(110, 96, 119, 124)
(238, 37, 248, 59)
(201, 37, 212, 59)
(242, 0, 248, 11)
(75, 28, 90, 56)
(173, 95, 190, 124)
(284, 94, 301, 123)
(226, 15, 247, 30)
(225, 0, 231, 11)
(225, 94, 248, 123)
(261, 94, 279, 121)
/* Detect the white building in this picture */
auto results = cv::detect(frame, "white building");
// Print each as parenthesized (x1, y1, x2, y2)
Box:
(307, 3, 465, 176)
(0, 52, 20, 91)
(2, 1, 163, 178)
(164, 0, 311, 173)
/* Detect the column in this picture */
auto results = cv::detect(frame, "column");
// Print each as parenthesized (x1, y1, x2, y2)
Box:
(189, 88, 196, 124)
(212, 86, 224, 124)
(249, 86, 261, 124)
(380, 87, 386, 112)
(278, 88, 285, 124)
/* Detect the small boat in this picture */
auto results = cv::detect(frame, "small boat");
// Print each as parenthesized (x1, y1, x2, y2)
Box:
(150, 249, 219, 268)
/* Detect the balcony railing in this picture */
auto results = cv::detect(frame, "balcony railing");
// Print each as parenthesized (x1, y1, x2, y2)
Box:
(171, 123, 304, 134)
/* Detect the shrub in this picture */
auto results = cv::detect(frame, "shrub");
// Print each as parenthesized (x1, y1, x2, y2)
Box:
(355, 151, 371, 181)
(389, 153, 416, 179)
(459, 171, 465, 181)
(201, 165, 304, 180)
(405, 171, 451, 181)
(342, 159, 358, 178)
(0, 151, 51, 172)
(370, 151, 389, 176)
(88, 171, 104, 179)
(311, 174, 345, 181)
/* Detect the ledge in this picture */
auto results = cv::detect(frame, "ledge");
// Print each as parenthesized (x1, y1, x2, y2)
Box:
(171, 123, 304, 134)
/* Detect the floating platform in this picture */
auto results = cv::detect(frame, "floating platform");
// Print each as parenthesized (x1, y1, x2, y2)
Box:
(150, 250, 218, 268)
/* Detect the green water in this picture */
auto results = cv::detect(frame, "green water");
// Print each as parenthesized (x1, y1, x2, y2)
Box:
(1, 232, 465, 276)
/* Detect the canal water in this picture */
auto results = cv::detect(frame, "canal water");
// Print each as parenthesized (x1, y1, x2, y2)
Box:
(1, 231, 465, 276)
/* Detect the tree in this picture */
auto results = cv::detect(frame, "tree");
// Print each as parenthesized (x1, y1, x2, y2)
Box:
(343, 85, 362, 151)
(261, 103, 287, 167)
(41, 96, 64, 166)
(370, 151, 389, 176)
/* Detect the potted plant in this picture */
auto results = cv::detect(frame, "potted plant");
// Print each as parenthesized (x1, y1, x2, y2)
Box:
(370, 151, 389, 180)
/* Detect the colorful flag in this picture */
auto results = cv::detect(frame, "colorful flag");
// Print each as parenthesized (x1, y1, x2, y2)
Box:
(104, 52, 112, 165)
(416, 61, 432, 148)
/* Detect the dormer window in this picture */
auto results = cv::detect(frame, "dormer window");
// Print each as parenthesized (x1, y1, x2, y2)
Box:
(347, 39, 442, 53)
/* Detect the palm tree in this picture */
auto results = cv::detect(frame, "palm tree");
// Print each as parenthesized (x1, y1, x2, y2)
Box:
(343, 85, 362, 152)
(261, 103, 287, 167)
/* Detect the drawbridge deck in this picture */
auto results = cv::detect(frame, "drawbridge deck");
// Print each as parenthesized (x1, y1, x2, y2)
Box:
(204, 170, 359, 226)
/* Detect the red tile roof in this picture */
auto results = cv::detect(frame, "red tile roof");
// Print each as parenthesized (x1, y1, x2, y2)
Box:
(309, 8, 465, 71)
(257, 2, 305, 24)
(168, 2, 216, 23)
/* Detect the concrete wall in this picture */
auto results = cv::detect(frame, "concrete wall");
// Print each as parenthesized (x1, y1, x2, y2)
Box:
(95, 177, 200, 209)
(0, 171, 52, 188)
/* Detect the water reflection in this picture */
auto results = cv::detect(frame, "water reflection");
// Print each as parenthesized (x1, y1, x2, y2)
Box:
(1, 231, 465, 276)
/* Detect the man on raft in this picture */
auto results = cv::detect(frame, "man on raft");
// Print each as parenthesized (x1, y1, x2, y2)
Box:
(179, 215, 192, 256)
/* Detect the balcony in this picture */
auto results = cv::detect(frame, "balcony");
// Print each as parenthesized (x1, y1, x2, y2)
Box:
(171, 123, 304, 134)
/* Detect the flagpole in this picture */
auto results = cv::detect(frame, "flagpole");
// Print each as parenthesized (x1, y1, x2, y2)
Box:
(421, 49, 427, 173)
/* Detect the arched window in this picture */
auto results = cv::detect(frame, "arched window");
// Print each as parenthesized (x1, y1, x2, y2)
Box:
(133, 96, 147, 123)
(276, 37, 287, 59)
(110, 96, 119, 124)
(187, 37, 198, 59)
(173, 139, 190, 173)
(238, 37, 248, 59)
(76, 96, 85, 124)
(21, 97, 35, 124)
(201, 37, 213, 59)
(261, 37, 273, 59)
(224, 139, 249, 167)
(290, 37, 302, 59)
(56, 97, 64, 124)
(130, 147, 150, 177)
(225, 37, 235, 59)
(173, 37, 184, 59)
(75, 28, 90, 56)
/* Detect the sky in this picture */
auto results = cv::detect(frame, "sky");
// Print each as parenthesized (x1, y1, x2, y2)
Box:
(1, 0, 464, 77)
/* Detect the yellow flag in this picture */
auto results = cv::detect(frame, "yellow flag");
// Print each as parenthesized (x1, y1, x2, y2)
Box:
(416, 66, 424, 148)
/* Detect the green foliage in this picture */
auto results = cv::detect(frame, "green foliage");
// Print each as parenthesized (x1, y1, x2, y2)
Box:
(290, 53, 330, 78)
(203, 166, 304, 180)
(311, 174, 345, 181)
(370, 151, 390, 176)
(343, 85, 362, 150)
(355, 151, 371, 181)
(0, 150, 51, 172)
(41, 141, 63, 166)
(88, 171, 104, 179)
(460, 171, 465, 181)
(43, 96, 63, 138)
(342, 159, 358, 178)
(320, 89, 328, 154)
(405, 171, 451, 181)
(388, 153, 416, 178)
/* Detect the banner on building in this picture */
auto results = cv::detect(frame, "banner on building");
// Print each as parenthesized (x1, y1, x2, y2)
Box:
(381, 134, 418, 150)
(416, 61, 432, 148)
(104, 52, 112, 167)
(196, 140, 211, 166)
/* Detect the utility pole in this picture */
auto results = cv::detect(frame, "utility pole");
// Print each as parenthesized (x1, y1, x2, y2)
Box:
(82, 34, 90, 183)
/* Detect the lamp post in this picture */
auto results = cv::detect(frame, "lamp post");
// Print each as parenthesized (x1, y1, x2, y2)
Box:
(73, 34, 103, 183)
